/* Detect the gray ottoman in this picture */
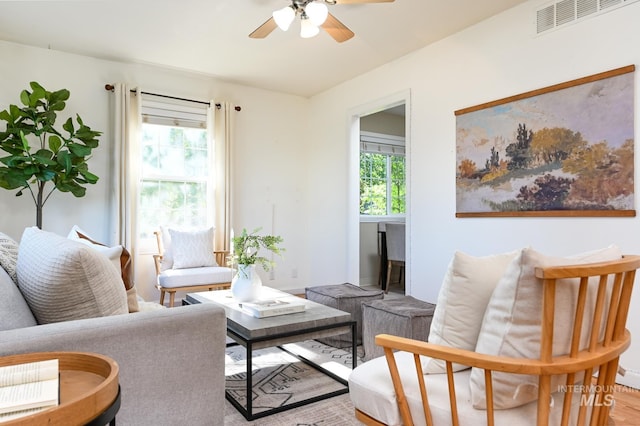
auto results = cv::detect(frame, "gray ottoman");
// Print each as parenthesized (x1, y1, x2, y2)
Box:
(362, 296, 436, 361)
(305, 283, 384, 348)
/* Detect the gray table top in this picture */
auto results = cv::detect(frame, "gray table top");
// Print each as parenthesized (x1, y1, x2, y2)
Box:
(186, 287, 352, 342)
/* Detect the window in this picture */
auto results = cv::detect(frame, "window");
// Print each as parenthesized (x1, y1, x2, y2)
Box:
(360, 132, 406, 216)
(137, 94, 212, 238)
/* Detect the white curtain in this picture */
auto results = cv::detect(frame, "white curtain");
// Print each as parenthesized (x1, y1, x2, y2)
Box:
(210, 102, 233, 254)
(110, 84, 141, 260)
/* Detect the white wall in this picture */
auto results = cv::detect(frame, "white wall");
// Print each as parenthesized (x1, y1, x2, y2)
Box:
(3, 0, 640, 387)
(307, 1, 640, 387)
(0, 40, 310, 302)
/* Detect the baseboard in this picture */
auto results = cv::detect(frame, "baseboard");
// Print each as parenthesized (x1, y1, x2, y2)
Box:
(617, 369, 640, 390)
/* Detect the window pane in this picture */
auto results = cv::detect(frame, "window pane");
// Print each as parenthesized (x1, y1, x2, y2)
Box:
(360, 152, 387, 215)
(139, 121, 211, 239)
(139, 180, 208, 238)
(390, 155, 406, 214)
(359, 151, 406, 216)
(141, 124, 208, 178)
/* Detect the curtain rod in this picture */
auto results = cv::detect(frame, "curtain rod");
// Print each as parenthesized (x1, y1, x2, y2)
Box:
(104, 84, 241, 111)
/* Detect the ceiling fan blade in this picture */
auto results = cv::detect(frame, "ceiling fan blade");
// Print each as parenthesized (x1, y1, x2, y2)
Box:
(334, 0, 394, 4)
(249, 17, 278, 39)
(321, 13, 355, 43)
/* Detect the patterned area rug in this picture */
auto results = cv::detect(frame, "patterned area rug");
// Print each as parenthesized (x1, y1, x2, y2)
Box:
(224, 340, 363, 422)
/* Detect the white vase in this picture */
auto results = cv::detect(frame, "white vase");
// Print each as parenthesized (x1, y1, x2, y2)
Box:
(231, 264, 262, 302)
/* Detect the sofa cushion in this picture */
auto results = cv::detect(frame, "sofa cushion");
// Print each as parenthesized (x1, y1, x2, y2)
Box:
(17, 227, 128, 324)
(68, 225, 139, 313)
(424, 249, 519, 373)
(470, 245, 622, 409)
(0, 265, 37, 331)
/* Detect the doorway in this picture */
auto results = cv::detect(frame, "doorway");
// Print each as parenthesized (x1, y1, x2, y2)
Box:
(346, 90, 411, 294)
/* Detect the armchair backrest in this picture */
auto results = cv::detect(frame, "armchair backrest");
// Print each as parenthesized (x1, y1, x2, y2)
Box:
(372, 254, 640, 426)
(532, 255, 640, 425)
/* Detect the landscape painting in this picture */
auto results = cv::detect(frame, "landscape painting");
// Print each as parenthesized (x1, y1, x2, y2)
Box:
(455, 65, 635, 217)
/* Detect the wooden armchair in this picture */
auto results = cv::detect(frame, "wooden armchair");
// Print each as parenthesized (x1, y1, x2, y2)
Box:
(153, 230, 233, 307)
(350, 254, 640, 426)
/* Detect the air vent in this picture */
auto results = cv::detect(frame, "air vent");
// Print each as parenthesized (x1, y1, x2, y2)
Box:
(536, 0, 639, 34)
(600, 0, 622, 8)
(556, 0, 576, 24)
(537, 5, 555, 32)
(577, 0, 598, 18)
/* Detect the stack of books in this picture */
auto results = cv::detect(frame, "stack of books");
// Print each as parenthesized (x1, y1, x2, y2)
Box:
(240, 299, 306, 318)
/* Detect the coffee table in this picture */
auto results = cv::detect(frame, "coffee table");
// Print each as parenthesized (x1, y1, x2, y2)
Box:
(185, 287, 356, 421)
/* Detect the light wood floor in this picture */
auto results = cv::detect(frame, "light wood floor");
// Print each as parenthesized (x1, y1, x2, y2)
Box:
(609, 384, 640, 425)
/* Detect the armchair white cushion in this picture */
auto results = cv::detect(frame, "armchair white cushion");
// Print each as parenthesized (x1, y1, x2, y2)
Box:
(349, 351, 583, 426)
(424, 249, 519, 373)
(154, 226, 232, 307)
(470, 245, 622, 409)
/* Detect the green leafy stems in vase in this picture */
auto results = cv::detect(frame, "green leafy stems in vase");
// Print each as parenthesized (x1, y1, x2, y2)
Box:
(227, 227, 285, 277)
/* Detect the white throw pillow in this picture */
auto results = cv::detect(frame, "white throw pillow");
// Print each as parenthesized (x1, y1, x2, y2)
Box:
(423, 249, 520, 374)
(67, 225, 121, 272)
(469, 245, 622, 409)
(159, 225, 174, 271)
(169, 227, 217, 269)
(17, 227, 128, 324)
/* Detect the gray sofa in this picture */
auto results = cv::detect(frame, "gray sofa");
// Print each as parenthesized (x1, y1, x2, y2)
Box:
(0, 250, 227, 425)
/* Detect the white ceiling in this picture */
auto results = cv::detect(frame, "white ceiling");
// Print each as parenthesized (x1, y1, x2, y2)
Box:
(0, 0, 529, 98)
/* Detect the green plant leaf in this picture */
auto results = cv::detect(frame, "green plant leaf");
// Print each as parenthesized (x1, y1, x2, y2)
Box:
(19, 90, 30, 106)
(49, 101, 66, 112)
(49, 88, 70, 104)
(29, 81, 45, 92)
(57, 180, 85, 197)
(30, 87, 46, 105)
(19, 131, 30, 152)
(48, 135, 62, 153)
(0, 169, 28, 190)
(79, 169, 99, 184)
(62, 117, 74, 134)
(8, 105, 22, 121)
(34, 150, 57, 167)
(68, 143, 92, 157)
(36, 169, 56, 181)
(57, 150, 72, 173)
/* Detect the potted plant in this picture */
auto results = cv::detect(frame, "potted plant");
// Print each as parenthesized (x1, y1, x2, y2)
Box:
(0, 82, 101, 229)
(228, 227, 284, 302)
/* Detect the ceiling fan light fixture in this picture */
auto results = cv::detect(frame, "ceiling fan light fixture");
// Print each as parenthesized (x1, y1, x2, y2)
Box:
(300, 15, 320, 38)
(273, 6, 295, 31)
(305, 1, 329, 26)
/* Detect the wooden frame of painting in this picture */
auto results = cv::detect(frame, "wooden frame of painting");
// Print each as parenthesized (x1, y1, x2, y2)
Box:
(455, 65, 635, 218)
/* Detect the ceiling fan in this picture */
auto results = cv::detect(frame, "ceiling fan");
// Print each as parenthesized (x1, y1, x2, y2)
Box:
(249, 0, 395, 43)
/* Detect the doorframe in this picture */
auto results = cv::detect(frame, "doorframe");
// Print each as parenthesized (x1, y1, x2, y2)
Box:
(346, 89, 412, 290)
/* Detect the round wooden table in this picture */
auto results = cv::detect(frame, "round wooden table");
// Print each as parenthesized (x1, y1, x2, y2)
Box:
(0, 352, 120, 426)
